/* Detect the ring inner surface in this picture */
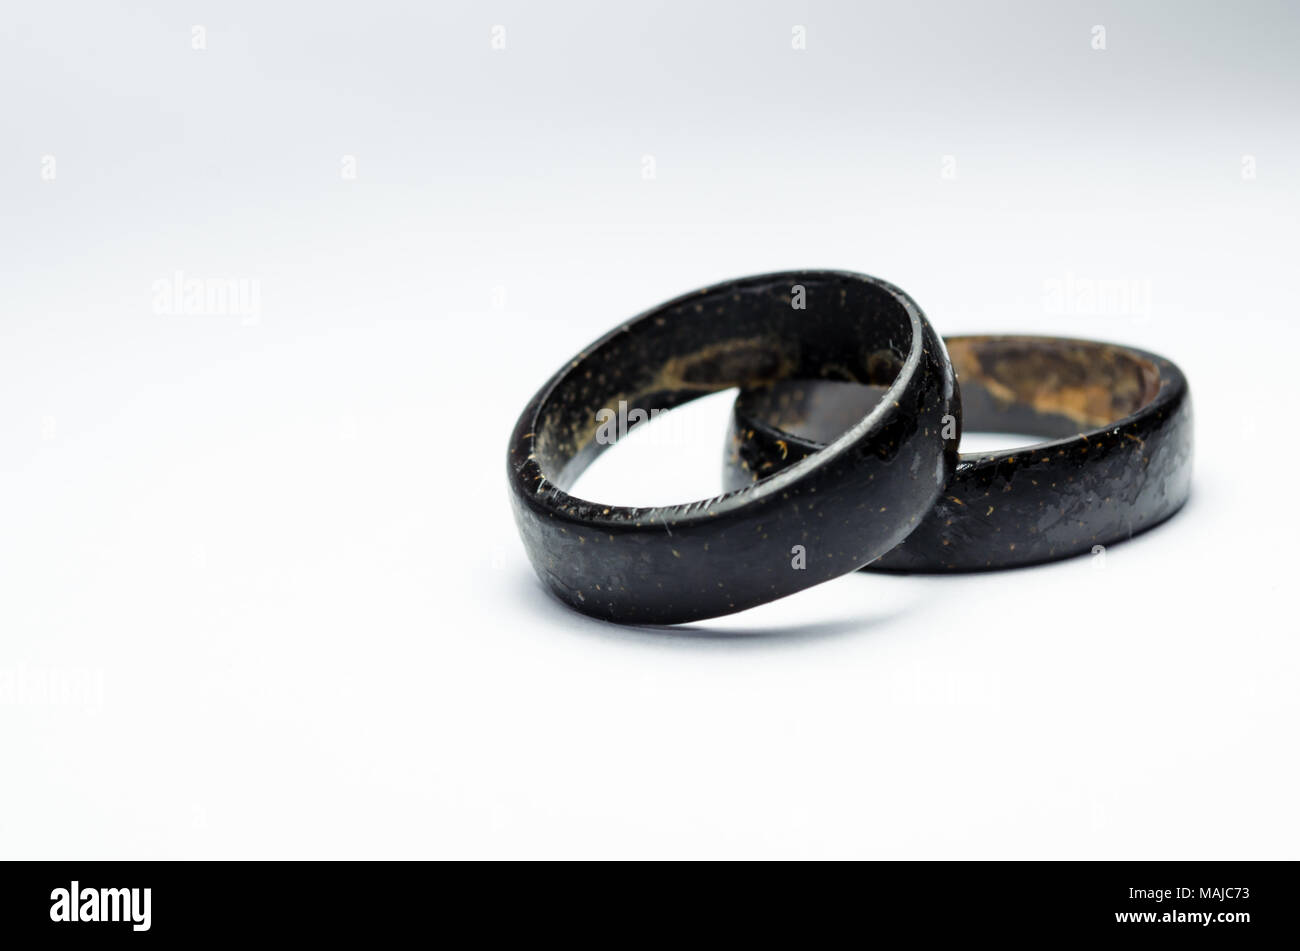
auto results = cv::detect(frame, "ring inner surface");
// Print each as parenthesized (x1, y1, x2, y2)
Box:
(740, 336, 1161, 448)
(532, 275, 914, 492)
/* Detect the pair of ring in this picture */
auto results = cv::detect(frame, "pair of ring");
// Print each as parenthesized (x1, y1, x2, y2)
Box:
(508, 271, 1192, 625)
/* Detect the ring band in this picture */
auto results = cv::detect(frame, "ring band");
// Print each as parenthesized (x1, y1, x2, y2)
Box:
(724, 334, 1192, 572)
(507, 271, 960, 623)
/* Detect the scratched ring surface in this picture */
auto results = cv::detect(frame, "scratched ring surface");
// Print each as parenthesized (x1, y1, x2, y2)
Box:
(507, 271, 960, 624)
(724, 335, 1192, 572)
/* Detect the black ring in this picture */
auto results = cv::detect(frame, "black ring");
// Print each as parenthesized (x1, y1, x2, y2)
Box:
(724, 334, 1192, 572)
(507, 271, 960, 623)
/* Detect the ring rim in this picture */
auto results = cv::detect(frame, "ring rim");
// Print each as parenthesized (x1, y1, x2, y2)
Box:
(725, 333, 1192, 573)
(508, 270, 960, 622)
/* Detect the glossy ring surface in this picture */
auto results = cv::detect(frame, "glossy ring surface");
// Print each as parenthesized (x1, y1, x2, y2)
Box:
(508, 270, 960, 622)
(724, 335, 1192, 572)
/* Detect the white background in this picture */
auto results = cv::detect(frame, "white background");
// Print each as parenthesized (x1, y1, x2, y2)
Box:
(2, 1, 1297, 858)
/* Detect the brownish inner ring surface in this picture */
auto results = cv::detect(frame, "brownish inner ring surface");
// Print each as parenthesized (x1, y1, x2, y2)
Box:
(946, 336, 1161, 429)
(742, 336, 1162, 446)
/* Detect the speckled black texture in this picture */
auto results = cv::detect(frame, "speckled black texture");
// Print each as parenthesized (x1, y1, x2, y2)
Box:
(507, 271, 960, 623)
(725, 335, 1192, 572)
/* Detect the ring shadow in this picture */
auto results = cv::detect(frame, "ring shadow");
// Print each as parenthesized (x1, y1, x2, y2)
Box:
(506, 487, 1199, 641)
(509, 567, 920, 645)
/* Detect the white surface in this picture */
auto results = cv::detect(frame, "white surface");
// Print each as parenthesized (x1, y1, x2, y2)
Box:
(2, 1, 1297, 859)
